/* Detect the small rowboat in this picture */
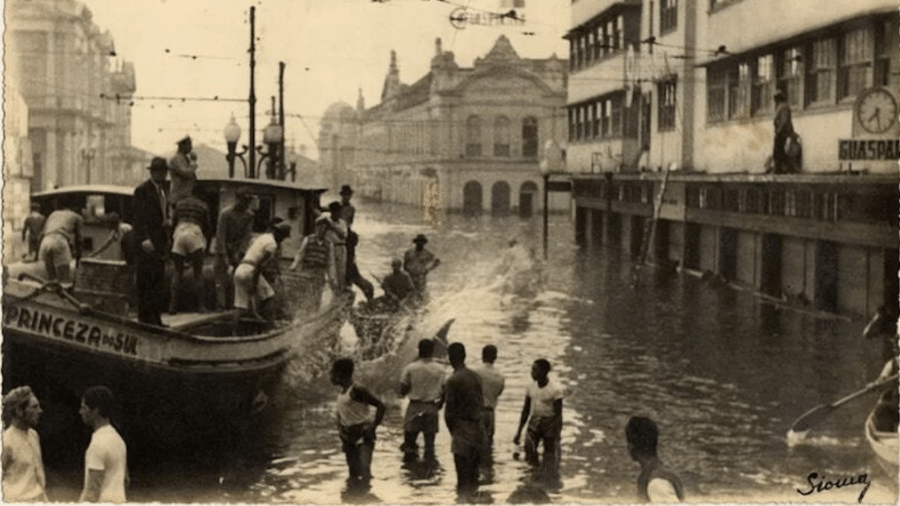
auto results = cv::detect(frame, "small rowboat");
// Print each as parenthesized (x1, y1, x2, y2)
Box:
(865, 404, 899, 474)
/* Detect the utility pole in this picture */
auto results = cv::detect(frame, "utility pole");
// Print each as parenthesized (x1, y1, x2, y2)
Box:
(248, 6, 257, 178)
(278, 61, 286, 179)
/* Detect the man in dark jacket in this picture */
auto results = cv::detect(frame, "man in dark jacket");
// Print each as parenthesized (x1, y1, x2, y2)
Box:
(133, 157, 170, 326)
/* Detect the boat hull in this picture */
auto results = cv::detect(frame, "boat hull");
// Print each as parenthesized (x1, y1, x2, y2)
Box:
(865, 406, 900, 475)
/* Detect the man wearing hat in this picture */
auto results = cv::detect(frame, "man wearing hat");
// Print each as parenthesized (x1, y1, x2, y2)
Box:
(169, 135, 198, 209)
(133, 157, 170, 326)
(404, 234, 441, 299)
(233, 219, 291, 327)
(2, 386, 48, 502)
(772, 89, 797, 174)
(214, 186, 256, 310)
(21, 202, 46, 261)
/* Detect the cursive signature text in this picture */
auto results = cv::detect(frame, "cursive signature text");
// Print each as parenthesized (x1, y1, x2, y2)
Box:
(797, 472, 870, 503)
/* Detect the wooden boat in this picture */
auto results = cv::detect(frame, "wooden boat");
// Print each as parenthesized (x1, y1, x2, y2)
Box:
(349, 297, 419, 360)
(865, 403, 900, 474)
(2, 179, 351, 462)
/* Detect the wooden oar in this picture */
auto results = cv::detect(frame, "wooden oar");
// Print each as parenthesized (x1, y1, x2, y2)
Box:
(790, 373, 899, 433)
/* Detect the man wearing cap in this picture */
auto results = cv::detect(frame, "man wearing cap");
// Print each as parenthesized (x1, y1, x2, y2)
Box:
(290, 215, 337, 314)
(772, 90, 796, 174)
(2, 386, 48, 502)
(169, 135, 198, 208)
(133, 157, 170, 326)
(233, 219, 291, 326)
(38, 203, 83, 284)
(21, 203, 46, 261)
(214, 187, 256, 310)
(404, 234, 441, 299)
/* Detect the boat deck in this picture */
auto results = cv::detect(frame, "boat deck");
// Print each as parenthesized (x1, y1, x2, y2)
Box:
(162, 311, 237, 331)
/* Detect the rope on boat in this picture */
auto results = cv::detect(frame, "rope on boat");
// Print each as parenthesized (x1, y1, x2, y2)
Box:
(13, 273, 93, 315)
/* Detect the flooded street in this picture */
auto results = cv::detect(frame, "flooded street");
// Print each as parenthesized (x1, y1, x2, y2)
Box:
(108, 201, 897, 503)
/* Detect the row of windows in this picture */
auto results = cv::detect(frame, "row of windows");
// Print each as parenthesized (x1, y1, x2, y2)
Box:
(567, 93, 637, 142)
(707, 20, 894, 123)
(465, 116, 539, 158)
(567, 12, 634, 71)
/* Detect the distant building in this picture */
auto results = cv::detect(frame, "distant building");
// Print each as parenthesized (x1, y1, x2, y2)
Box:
(320, 36, 569, 216)
(3, 88, 35, 261)
(6, 0, 137, 191)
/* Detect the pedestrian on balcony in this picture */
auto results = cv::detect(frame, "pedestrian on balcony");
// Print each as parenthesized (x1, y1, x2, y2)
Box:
(772, 90, 797, 174)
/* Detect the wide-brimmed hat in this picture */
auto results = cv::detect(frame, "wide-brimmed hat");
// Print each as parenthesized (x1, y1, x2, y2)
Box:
(339, 185, 353, 196)
(147, 157, 168, 172)
(413, 234, 428, 244)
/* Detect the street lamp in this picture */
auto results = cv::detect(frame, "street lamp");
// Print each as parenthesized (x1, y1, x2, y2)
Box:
(223, 114, 248, 178)
(285, 146, 299, 182)
(258, 116, 284, 179)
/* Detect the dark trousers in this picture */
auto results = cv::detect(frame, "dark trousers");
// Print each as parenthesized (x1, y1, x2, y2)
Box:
(136, 250, 166, 325)
(773, 134, 792, 174)
(453, 451, 480, 500)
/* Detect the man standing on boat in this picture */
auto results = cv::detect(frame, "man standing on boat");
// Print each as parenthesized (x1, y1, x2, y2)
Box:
(79, 386, 127, 503)
(2, 386, 49, 502)
(404, 234, 440, 300)
(214, 187, 256, 310)
(398, 339, 447, 462)
(290, 216, 337, 314)
(233, 220, 291, 325)
(169, 187, 212, 314)
(38, 203, 84, 285)
(133, 157, 170, 326)
(339, 185, 375, 302)
(168, 135, 198, 210)
(323, 202, 349, 293)
(339, 184, 356, 227)
(22, 203, 46, 261)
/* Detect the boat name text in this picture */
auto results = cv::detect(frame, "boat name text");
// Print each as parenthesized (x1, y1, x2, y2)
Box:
(4, 306, 140, 356)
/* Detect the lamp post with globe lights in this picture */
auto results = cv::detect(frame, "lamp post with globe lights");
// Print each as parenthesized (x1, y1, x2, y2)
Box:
(258, 111, 284, 180)
(223, 114, 248, 178)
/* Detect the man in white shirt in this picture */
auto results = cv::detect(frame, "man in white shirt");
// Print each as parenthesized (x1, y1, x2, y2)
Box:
(2, 386, 48, 502)
(79, 386, 127, 503)
(398, 339, 447, 461)
(625, 416, 684, 503)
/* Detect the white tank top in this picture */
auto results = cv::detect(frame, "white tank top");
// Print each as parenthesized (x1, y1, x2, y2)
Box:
(336, 385, 372, 426)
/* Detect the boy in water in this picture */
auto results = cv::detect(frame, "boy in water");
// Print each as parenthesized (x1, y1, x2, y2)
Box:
(513, 358, 563, 486)
(625, 416, 684, 502)
(331, 358, 386, 493)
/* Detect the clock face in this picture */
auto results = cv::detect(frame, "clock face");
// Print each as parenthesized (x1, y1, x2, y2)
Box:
(858, 88, 898, 134)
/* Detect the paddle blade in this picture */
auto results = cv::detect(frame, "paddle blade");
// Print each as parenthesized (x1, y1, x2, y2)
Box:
(790, 404, 834, 433)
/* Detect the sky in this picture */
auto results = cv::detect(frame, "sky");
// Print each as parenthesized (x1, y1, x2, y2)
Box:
(83, 0, 570, 158)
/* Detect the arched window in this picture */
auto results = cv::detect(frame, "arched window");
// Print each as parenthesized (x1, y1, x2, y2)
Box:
(466, 116, 482, 157)
(522, 117, 538, 157)
(494, 116, 510, 157)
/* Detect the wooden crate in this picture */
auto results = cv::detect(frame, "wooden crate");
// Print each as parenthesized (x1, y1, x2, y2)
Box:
(74, 258, 132, 316)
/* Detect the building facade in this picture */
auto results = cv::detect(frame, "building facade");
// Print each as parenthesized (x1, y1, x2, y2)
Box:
(320, 36, 569, 215)
(6, 0, 137, 192)
(3, 88, 35, 262)
(566, 0, 898, 319)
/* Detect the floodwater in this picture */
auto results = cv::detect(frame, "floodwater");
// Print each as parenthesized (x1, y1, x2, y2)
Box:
(48, 200, 897, 503)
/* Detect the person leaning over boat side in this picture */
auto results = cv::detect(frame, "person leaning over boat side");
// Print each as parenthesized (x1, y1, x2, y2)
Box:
(132, 157, 170, 326)
(79, 386, 128, 503)
(398, 339, 447, 462)
(625, 416, 684, 503)
(331, 358, 386, 493)
(213, 186, 256, 310)
(169, 187, 212, 314)
(382, 258, 415, 308)
(444, 342, 485, 503)
(38, 204, 84, 285)
(323, 202, 349, 292)
(2, 386, 49, 503)
(22, 203, 46, 262)
(289, 215, 337, 315)
(168, 135, 197, 210)
(233, 220, 292, 324)
(514, 358, 563, 487)
(403, 234, 440, 300)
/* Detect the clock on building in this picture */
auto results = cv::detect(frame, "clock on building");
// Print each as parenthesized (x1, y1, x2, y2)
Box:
(855, 87, 898, 135)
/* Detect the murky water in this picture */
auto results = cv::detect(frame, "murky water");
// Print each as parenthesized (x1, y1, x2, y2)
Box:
(50, 200, 898, 503)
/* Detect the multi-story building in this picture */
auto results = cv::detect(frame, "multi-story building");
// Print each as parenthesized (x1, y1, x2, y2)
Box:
(6, 0, 137, 192)
(566, 0, 898, 319)
(320, 36, 569, 215)
(3, 88, 35, 262)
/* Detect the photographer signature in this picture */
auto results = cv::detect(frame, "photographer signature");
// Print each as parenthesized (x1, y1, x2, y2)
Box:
(797, 472, 870, 503)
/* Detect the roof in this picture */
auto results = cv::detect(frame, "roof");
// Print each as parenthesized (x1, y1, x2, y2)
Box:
(32, 185, 134, 199)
